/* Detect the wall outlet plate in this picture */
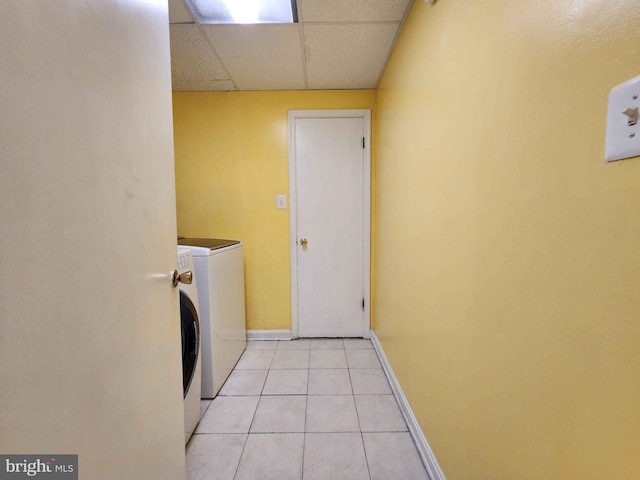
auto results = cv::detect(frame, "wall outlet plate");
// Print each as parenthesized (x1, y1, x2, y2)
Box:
(605, 75, 640, 162)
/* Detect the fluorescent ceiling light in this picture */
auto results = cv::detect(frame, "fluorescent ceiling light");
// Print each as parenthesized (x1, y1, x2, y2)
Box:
(185, 0, 298, 24)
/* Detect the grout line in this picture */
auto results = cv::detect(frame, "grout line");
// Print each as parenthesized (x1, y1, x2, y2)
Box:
(349, 358, 373, 480)
(267, 349, 276, 369)
(245, 397, 261, 436)
(203, 338, 421, 479)
(361, 430, 373, 480)
(231, 432, 250, 480)
(301, 366, 310, 479)
(259, 369, 268, 396)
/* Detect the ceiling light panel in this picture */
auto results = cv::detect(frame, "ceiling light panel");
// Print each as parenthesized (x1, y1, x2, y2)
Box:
(185, 0, 297, 24)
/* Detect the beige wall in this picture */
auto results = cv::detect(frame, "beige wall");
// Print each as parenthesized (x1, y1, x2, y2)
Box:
(374, 1, 640, 479)
(172, 90, 376, 330)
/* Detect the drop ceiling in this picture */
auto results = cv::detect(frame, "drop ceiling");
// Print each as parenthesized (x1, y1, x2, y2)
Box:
(169, 0, 413, 91)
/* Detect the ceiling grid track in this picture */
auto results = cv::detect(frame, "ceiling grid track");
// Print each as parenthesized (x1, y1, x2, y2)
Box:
(374, 1, 416, 87)
(169, 0, 413, 92)
(194, 24, 239, 90)
(176, 0, 238, 90)
(298, 23, 309, 89)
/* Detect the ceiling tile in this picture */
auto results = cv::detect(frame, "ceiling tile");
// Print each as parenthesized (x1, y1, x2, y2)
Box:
(209, 80, 236, 90)
(298, 0, 411, 22)
(202, 25, 305, 91)
(304, 23, 399, 89)
(170, 24, 234, 91)
(168, 0, 194, 24)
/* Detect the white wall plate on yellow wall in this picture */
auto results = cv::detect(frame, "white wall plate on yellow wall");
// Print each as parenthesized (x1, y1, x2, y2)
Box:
(605, 74, 640, 162)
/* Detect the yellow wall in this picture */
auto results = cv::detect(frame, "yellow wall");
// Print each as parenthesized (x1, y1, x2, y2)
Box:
(173, 90, 376, 330)
(374, 1, 640, 479)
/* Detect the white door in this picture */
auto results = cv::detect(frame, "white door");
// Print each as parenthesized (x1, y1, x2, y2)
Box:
(0, 2, 185, 479)
(289, 110, 371, 338)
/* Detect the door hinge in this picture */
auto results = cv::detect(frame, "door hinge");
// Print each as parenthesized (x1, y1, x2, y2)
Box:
(362, 137, 365, 149)
(362, 298, 365, 311)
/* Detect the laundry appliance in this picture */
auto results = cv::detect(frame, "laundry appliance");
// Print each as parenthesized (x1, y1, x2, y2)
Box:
(177, 247, 201, 444)
(178, 238, 247, 398)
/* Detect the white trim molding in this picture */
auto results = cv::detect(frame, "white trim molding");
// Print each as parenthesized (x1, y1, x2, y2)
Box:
(370, 331, 447, 480)
(246, 329, 292, 341)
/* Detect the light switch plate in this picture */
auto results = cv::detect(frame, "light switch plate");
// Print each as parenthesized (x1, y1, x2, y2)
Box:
(605, 74, 640, 162)
(276, 194, 287, 209)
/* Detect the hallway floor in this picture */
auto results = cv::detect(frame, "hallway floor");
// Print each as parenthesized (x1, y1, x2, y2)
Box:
(186, 338, 429, 480)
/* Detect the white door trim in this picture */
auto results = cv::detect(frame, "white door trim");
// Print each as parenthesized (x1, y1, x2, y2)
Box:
(288, 109, 371, 339)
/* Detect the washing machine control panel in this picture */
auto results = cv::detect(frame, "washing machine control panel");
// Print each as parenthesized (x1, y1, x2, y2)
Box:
(177, 247, 194, 274)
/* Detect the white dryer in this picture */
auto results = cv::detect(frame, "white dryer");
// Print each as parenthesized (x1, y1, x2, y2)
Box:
(178, 238, 247, 398)
(177, 247, 201, 444)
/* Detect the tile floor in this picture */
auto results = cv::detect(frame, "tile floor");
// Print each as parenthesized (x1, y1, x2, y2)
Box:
(187, 338, 430, 480)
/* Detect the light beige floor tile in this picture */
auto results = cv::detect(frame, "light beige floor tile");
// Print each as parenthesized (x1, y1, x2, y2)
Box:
(303, 433, 369, 480)
(188, 340, 429, 480)
(354, 395, 407, 432)
(234, 433, 304, 480)
(309, 338, 345, 350)
(346, 349, 380, 368)
(306, 395, 360, 432)
(246, 340, 278, 351)
(262, 369, 308, 395)
(195, 396, 259, 434)
(363, 432, 429, 480)
(308, 369, 352, 395)
(250, 395, 306, 433)
(199, 400, 211, 420)
(186, 433, 246, 480)
(234, 350, 275, 369)
(310, 349, 348, 368)
(277, 339, 311, 350)
(271, 349, 310, 369)
(219, 369, 268, 396)
(349, 368, 392, 395)
(343, 338, 373, 349)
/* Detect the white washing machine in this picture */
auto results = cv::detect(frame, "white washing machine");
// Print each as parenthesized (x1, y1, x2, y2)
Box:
(177, 247, 201, 444)
(178, 238, 247, 398)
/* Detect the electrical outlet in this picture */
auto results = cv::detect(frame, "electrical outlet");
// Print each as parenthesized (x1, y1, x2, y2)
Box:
(605, 75, 640, 162)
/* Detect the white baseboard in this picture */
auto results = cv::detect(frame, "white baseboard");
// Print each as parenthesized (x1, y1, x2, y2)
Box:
(370, 330, 447, 480)
(246, 329, 292, 341)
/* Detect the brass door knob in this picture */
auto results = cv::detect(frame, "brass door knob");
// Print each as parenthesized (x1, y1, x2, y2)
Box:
(172, 269, 193, 288)
(300, 238, 308, 247)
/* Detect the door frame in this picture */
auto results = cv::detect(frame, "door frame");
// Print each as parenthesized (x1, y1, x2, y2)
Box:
(288, 109, 371, 339)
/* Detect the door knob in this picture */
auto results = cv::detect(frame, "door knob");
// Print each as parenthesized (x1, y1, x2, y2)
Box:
(171, 269, 193, 288)
(300, 238, 308, 247)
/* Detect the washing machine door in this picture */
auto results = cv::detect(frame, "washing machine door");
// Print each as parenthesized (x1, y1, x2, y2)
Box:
(180, 291, 200, 398)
